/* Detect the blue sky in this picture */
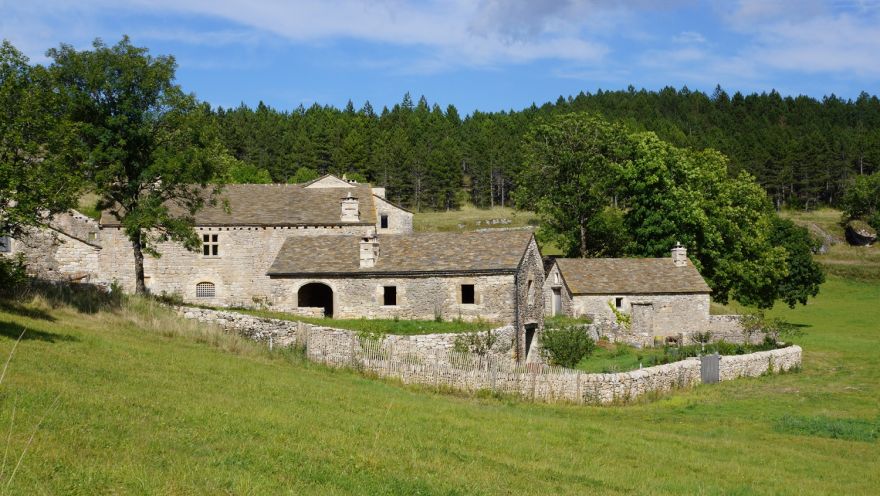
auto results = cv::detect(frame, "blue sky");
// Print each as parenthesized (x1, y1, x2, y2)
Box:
(3, 0, 880, 114)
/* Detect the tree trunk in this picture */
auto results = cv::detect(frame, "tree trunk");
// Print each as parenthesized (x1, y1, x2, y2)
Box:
(132, 229, 147, 295)
(579, 221, 588, 258)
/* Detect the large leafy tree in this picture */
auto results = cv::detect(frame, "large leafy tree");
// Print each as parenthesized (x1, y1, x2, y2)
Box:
(0, 41, 83, 238)
(620, 132, 790, 308)
(49, 37, 226, 294)
(516, 113, 632, 257)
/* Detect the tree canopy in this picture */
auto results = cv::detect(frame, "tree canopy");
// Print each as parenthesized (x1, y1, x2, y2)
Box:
(0, 41, 84, 237)
(518, 113, 823, 309)
(48, 37, 226, 294)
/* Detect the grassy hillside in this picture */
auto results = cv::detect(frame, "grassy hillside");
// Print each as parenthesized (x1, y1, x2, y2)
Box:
(0, 276, 878, 494)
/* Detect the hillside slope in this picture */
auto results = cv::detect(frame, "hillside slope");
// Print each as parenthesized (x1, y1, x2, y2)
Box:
(0, 278, 878, 494)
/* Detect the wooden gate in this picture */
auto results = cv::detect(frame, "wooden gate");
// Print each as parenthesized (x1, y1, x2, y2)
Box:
(701, 354, 720, 384)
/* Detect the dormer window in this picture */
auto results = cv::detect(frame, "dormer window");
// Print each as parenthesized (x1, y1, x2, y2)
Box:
(202, 234, 219, 256)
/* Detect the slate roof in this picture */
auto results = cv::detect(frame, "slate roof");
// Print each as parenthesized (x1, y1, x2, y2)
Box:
(554, 257, 711, 295)
(268, 231, 535, 276)
(100, 183, 377, 227)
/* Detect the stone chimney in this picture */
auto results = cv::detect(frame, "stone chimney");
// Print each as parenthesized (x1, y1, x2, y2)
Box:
(360, 234, 379, 268)
(341, 192, 359, 222)
(671, 241, 688, 267)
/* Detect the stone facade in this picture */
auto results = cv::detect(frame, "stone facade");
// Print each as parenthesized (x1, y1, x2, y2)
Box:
(572, 293, 712, 337)
(99, 223, 373, 305)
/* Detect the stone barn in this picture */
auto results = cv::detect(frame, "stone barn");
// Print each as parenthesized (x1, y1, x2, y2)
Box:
(544, 244, 713, 342)
(267, 230, 546, 360)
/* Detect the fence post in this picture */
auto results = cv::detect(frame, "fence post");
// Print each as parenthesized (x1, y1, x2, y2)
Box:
(530, 367, 537, 401)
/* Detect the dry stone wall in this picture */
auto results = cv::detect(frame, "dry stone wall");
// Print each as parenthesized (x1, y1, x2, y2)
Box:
(179, 306, 801, 405)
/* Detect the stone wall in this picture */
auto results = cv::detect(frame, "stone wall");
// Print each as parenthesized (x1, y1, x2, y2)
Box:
(100, 224, 374, 304)
(179, 305, 801, 405)
(8, 213, 103, 283)
(706, 315, 750, 343)
(269, 273, 519, 323)
(178, 306, 518, 364)
(515, 237, 546, 361)
(542, 263, 573, 317)
(373, 195, 413, 234)
(571, 293, 711, 340)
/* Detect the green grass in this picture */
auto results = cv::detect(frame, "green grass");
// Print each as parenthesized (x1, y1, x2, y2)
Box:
(231, 307, 497, 335)
(0, 276, 878, 494)
(76, 192, 102, 221)
(545, 314, 593, 328)
(412, 204, 564, 255)
(413, 204, 539, 232)
(774, 414, 879, 443)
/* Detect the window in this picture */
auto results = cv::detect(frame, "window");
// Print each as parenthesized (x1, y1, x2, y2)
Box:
(202, 233, 219, 256)
(0, 236, 10, 253)
(383, 286, 397, 306)
(526, 279, 535, 305)
(615, 297, 624, 309)
(461, 284, 475, 304)
(196, 282, 215, 298)
(87, 232, 99, 242)
(380, 214, 389, 229)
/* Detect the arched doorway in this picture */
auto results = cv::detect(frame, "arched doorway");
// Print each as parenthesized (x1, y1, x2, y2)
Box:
(298, 282, 334, 318)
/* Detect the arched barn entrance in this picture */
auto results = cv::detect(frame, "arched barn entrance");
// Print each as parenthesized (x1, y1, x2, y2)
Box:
(298, 283, 334, 318)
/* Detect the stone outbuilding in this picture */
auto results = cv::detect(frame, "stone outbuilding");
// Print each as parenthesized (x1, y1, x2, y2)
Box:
(544, 244, 713, 342)
(267, 230, 546, 360)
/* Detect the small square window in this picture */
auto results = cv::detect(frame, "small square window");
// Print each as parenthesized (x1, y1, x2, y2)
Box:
(0, 236, 11, 253)
(615, 297, 624, 309)
(383, 286, 397, 306)
(380, 214, 389, 229)
(87, 232, 99, 242)
(202, 233, 219, 256)
(461, 284, 475, 304)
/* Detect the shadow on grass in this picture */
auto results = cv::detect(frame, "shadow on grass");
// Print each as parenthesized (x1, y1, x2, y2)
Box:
(21, 280, 123, 315)
(0, 321, 78, 343)
(0, 300, 55, 322)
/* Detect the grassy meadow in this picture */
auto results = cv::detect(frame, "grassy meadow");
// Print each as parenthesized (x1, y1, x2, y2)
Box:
(0, 206, 877, 494)
(0, 274, 878, 494)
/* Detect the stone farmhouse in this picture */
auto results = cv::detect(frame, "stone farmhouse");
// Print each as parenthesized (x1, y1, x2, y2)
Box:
(3, 173, 742, 353)
(2, 174, 546, 359)
(543, 243, 720, 344)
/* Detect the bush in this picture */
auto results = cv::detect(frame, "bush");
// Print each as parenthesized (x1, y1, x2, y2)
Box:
(0, 255, 28, 298)
(540, 326, 596, 368)
(453, 330, 498, 356)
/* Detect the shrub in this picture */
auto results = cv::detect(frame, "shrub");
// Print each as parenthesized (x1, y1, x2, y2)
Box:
(0, 255, 28, 298)
(453, 330, 498, 356)
(540, 326, 596, 368)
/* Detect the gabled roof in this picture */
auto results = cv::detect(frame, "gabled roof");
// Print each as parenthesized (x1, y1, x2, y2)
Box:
(100, 183, 377, 227)
(268, 231, 535, 277)
(554, 257, 711, 295)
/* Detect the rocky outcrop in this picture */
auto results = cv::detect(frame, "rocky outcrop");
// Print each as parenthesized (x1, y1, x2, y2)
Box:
(845, 220, 877, 246)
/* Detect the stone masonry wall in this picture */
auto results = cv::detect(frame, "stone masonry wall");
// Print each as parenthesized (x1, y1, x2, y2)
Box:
(100, 224, 374, 305)
(515, 237, 546, 361)
(10, 216, 102, 283)
(179, 305, 801, 405)
(373, 195, 413, 234)
(269, 273, 518, 323)
(543, 263, 573, 317)
(571, 293, 711, 338)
